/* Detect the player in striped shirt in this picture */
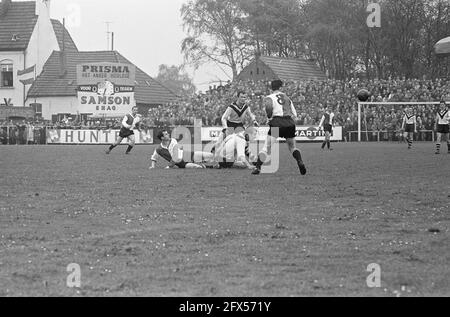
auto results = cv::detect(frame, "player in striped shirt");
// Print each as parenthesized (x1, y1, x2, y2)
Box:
(401, 107, 417, 150)
(106, 106, 141, 155)
(252, 80, 306, 175)
(318, 105, 335, 150)
(212, 91, 259, 152)
(435, 100, 450, 155)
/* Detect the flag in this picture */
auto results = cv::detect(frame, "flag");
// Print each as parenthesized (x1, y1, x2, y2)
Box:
(20, 78, 35, 85)
(17, 64, 36, 86)
(17, 65, 35, 76)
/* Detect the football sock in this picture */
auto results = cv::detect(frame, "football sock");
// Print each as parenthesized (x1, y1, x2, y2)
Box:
(327, 141, 331, 149)
(109, 145, 116, 151)
(245, 143, 251, 159)
(126, 145, 133, 154)
(321, 142, 326, 149)
(447, 141, 450, 153)
(255, 158, 263, 169)
(436, 143, 441, 153)
(407, 138, 412, 148)
(255, 152, 268, 169)
(293, 149, 302, 162)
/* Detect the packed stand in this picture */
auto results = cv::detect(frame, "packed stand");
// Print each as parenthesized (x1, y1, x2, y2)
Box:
(144, 78, 449, 137)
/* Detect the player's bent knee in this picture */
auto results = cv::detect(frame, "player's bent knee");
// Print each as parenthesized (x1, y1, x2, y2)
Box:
(258, 151, 269, 163)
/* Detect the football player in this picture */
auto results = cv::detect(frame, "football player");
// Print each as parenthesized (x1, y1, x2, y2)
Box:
(212, 91, 259, 152)
(435, 100, 450, 155)
(149, 130, 205, 169)
(401, 107, 417, 150)
(106, 106, 141, 155)
(252, 80, 306, 175)
(318, 104, 335, 150)
(195, 127, 258, 169)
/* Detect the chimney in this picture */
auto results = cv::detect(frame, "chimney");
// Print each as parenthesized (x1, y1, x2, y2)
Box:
(0, 0, 12, 18)
(111, 32, 114, 51)
(59, 18, 67, 78)
(35, 0, 51, 16)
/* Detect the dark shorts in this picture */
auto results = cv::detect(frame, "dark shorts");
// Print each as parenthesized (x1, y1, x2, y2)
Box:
(268, 117, 296, 139)
(119, 128, 134, 139)
(175, 160, 187, 169)
(324, 124, 333, 133)
(437, 124, 449, 134)
(219, 161, 235, 169)
(227, 121, 245, 129)
(405, 124, 415, 133)
(225, 121, 245, 135)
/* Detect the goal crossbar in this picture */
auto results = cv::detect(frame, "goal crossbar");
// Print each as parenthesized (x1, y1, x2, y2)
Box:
(357, 101, 443, 142)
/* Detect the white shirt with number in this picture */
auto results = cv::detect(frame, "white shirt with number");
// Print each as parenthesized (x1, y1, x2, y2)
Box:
(267, 92, 297, 118)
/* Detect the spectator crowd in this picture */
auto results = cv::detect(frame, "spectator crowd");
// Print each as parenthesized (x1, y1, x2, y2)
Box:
(144, 77, 449, 134)
(1, 77, 449, 144)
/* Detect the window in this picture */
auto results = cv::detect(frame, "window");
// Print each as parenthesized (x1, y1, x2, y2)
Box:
(1, 62, 13, 87)
(31, 103, 42, 117)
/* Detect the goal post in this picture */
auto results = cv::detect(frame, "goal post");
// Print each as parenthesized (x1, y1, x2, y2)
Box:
(357, 101, 443, 142)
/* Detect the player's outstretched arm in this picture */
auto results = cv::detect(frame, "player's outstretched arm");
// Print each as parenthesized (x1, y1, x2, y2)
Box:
(221, 108, 232, 129)
(133, 114, 143, 132)
(122, 116, 132, 129)
(149, 149, 159, 169)
(318, 115, 325, 130)
(264, 97, 273, 120)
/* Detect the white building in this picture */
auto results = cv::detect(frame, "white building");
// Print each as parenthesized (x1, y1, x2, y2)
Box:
(0, 0, 67, 110)
(0, 0, 177, 121)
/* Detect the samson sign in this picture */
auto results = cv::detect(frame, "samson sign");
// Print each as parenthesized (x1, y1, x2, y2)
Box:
(47, 129, 153, 145)
(202, 126, 343, 142)
(77, 63, 136, 116)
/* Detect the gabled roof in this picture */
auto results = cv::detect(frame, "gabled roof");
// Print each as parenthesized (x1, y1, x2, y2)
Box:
(51, 19, 78, 53)
(259, 56, 327, 81)
(27, 50, 178, 105)
(0, 1, 77, 52)
(0, 1, 37, 50)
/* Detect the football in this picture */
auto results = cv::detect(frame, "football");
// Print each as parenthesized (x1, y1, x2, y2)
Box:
(357, 89, 371, 102)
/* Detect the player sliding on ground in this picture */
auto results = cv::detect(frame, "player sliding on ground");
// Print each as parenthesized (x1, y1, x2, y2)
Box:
(252, 80, 307, 176)
(435, 100, 450, 155)
(149, 130, 205, 169)
(106, 106, 142, 155)
(401, 107, 417, 150)
(195, 127, 258, 169)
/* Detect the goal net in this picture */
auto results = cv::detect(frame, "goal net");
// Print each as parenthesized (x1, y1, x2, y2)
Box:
(355, 102, 443, 142)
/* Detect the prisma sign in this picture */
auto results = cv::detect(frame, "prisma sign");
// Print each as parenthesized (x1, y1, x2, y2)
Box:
(76, 62, 136, 116)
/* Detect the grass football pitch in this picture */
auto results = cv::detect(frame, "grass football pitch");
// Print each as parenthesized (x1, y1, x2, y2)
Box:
(0, 143, 448, 296)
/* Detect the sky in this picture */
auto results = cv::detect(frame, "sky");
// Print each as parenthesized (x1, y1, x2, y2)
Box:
(46, 0, 232, 92)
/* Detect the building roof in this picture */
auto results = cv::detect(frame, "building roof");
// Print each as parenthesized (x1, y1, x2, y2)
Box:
(0, 1, 37, 50)
(0, 1, 77, 52)
(259, 56, 327, 81)
(51, 19, 78, 53)
(27, 50, 178, 105)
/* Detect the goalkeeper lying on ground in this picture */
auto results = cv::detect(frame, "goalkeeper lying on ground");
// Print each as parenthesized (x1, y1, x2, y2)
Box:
(194, 127, 258, 169)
